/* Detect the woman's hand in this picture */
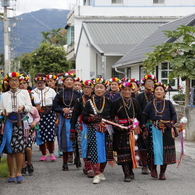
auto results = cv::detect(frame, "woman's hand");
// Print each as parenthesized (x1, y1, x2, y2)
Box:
(18, 105, 24, 112)
(62, 108, 70, 114)
(30, 121, 37, 128)
(1, 109, 8, 117)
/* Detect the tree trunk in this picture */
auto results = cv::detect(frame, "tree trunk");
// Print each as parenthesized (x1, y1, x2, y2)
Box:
(185, 78, 190, 106)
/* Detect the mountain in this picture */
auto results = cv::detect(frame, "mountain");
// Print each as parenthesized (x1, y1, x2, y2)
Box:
(0, 9, 69, 57)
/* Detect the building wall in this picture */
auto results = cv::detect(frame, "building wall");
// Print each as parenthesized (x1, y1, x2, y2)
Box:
(130, 65, 140, 80)
(76, 30, 91, 79)
(106, 56, 122, 79)
(94, 0, 195, 6)
(174, 105, 195, 141)
(66, 4, 195, 60)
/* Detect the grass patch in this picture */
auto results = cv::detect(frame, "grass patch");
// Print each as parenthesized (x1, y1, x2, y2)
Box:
(0, 156, 9, 178)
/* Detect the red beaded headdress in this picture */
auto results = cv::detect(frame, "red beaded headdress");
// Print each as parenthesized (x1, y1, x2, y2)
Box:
(46, 74, 58, 81)
(141, 74, 157, 85)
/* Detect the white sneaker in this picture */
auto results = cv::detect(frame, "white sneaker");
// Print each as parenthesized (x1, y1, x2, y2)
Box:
(99, 173, 106, 181)
(93, 175, 101, 184)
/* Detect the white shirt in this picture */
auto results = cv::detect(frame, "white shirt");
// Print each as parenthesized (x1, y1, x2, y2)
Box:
(0, 89, 32, 113)
(32, 87, 56, 107)
(30, 91, 41, 105)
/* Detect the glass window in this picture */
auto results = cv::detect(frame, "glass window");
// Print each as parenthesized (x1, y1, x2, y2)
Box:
(139, 66, 145, 81)
(169, 79, 175, 86)
(161, 62, 168, 70)
(127, 68, 131, 78)
(112, 0, 123, 4)
(161, 79, 168, 85)
(153, 0, 165, 4)
(67, 26, 74, 46)
(161, 71, 168, 78)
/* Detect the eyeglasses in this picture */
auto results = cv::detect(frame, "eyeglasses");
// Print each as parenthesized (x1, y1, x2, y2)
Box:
(20, 82, 27, 85)
(145, 81, 154, 84)
(9, 79, 19, 83)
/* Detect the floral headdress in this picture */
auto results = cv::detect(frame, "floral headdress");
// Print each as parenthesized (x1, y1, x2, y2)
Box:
(92, 78, 107, 85)
(119, 82, 135, 90)
(5, 72, 20, 80)
(62, 73, 75, 81)
(154, 82, 167, 91)
(82, 80, 93, 87)
(74, 77, 82, 82)
(130, 79, 141, 88)
(3, 78, 9, 85)
(34, 76, 46, 82)
(46, 74, 58, 81)
(108, 77, 121, 85)
(19, 74, 30, 83)
(141, 74, 157, 85)
(121, 77, 129, 83)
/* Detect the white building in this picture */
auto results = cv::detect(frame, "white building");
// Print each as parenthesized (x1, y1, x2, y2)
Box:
(65, 0, 195, 80)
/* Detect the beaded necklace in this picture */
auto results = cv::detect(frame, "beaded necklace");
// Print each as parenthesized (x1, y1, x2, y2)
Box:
(62, 88, 74, 107)
(92, 95, 105, 114)
(153, 99, 166, 114)
(122, 96, 135, 125)
(144, 91, 153, 103)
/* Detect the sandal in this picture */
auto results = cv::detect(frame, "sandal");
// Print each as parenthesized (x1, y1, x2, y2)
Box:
(16, 175, 23, 183)
(62, 162, 69, 171)
(124, 175, 131, 182)
(75, 158, 82, 168)
(8, 177, 15, 183)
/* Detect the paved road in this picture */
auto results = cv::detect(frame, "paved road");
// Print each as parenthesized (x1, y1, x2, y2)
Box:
(1, 139, 195, 195)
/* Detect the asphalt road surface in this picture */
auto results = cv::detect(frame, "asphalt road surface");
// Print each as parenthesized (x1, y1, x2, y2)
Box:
(0, 139, 195, 195)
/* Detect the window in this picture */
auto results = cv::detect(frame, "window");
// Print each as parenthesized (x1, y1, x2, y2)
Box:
(139, 66, 145, 81)
(112, 0, 123, 4)
(112, 68, 124, 79)
(160, 62, 177, 89)
(153, 0, 165, 4)
(67, 26, 74, 46)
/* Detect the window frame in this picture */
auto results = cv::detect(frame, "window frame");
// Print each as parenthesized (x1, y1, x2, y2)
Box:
(153, 0, 165, 5)
(111, 0, 123, 5)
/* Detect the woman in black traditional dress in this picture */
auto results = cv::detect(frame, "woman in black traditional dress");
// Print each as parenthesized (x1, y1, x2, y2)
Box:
(52, 73, 81, 171)
(143, 82, 177, 180)
(104, 77, 121, 102)
(111, 81, 143, 182)
(82, 78, 113, 184)
(70, 80, 94, 178)
(136, 74, 157, 174)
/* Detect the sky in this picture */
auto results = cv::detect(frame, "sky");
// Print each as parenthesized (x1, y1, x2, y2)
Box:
(1, 0, 77, 15)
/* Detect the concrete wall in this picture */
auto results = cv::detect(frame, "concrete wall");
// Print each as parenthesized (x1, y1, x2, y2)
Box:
(174, 105, 195, 141)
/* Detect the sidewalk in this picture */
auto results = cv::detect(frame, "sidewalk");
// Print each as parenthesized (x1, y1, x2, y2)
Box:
(175, 138, 195, 160)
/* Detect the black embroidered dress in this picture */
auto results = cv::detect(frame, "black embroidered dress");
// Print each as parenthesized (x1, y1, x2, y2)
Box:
(52, 88, 81, 152)
(82, 95, 113, 164)
(111, 97, 142, 165)
(143, 99, 177, 166)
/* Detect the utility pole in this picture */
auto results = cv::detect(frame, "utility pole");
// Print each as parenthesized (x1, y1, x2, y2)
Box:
(2, 0, 10, 75)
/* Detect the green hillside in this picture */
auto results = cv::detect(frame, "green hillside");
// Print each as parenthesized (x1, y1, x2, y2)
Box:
(0, 9, 69, 57)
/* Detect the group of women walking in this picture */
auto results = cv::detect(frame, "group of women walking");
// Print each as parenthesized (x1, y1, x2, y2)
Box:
(0, 71, 177, 184)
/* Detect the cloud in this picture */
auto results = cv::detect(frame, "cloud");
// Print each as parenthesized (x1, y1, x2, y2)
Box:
(15, 0, 76, 15)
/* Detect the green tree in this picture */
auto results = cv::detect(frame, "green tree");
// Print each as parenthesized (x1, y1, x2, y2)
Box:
(41, 28, 67, 45)
(142, 25, 195, 106)
(31, 42, 71, 74)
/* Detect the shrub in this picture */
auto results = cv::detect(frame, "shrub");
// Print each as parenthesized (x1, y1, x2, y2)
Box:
(172, 94, 185, 102)
(0, 157, 9, 178)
